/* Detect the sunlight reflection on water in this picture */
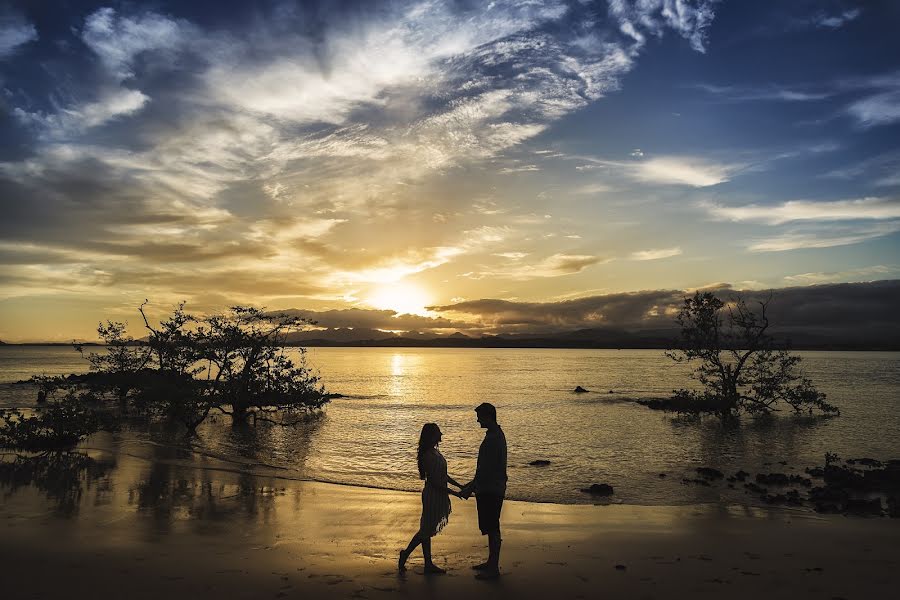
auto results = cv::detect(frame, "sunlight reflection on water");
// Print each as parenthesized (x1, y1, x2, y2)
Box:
(1, 347, 898, 506)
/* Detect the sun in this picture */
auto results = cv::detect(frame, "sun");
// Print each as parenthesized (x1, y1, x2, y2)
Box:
(366, 281, 433, 316)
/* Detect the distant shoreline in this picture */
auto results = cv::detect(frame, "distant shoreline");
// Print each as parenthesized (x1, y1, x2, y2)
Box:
(2, 340, 899, 351)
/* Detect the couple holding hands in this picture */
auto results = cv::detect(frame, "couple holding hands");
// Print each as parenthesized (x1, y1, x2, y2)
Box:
(398, 402, 507, 579)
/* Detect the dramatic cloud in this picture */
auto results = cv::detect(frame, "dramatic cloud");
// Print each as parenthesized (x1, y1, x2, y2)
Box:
(1, 1, 898, 341)
(432, 288, 683, 329)
(429, 280, 900, 343)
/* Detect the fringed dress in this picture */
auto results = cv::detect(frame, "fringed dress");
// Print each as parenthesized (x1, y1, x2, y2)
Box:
(419, 448, 452, 537)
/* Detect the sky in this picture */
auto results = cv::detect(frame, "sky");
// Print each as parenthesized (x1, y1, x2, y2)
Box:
(1, 0, 899, 342)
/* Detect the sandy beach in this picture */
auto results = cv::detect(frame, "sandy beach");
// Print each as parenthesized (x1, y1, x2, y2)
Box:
(2, 452, 898, 600)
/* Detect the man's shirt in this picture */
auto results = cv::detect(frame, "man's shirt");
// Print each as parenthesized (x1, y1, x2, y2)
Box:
(474, 426, 507, 496)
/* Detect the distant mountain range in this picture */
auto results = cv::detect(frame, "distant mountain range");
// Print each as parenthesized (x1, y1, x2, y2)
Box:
(275, 325, 898, 351)
(5, 325, 897, 350)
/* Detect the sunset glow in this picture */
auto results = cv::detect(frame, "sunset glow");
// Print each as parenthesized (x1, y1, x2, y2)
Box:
(366, 281, 434, 317)
(0, 2, 898, 342)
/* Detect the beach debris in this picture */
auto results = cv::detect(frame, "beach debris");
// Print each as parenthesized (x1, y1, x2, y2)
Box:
(805, 466, 825, 477)
(763, 490, 803, 506)
(845, 498, 883, 516)
(614, 564, 627, 571)
(887, 496, 900, 518)
(658, 473, 667, 478)
(529, 460, 551, 466)
(789, 475, 812, 487)
(756, 473, 790, 486)
(696, 467, 724, 480)
(581, 483, 614, 496)
(573, 386, 589, 393)
(743, 482, 767, 495)
(727, 470, 750, 482)
(681, 478, 711, 487)
(847, 457, 882, 468)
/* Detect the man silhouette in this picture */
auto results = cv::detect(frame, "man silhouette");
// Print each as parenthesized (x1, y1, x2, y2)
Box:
(461, 402, 507, 579)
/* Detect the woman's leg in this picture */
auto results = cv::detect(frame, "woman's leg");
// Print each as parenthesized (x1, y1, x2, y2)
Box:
(422, 536, 446, 573)
(399, 532, 423, 571)
(422, 537, 432, 567)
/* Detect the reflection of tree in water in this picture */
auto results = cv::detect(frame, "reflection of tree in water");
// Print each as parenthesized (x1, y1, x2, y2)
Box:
(0, 452, 116, 517)
(686, 414, 824, 468)
(129, 416, 324, 535)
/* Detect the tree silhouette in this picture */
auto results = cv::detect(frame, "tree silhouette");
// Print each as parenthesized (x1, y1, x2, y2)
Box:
(666, 292, 839, 419)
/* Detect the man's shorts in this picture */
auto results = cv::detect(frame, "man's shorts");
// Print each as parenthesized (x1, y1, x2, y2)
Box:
(476, 494, 504, 534)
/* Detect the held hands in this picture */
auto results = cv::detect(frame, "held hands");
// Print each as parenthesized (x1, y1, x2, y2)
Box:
(459, 483, 473, 500)
(449, 478, 473, 500)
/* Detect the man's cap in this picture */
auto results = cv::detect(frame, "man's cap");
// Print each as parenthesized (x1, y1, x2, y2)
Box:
(475, 402, 497, 419)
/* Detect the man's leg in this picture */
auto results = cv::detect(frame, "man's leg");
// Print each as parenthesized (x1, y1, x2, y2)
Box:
(487, 530, 501, 569)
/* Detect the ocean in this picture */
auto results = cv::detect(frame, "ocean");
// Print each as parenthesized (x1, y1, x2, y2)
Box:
(1, 345, 898, 506)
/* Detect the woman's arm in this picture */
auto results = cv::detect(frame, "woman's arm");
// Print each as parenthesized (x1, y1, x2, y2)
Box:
(447, 476, 463, 488)
(425, 480, 462, 497)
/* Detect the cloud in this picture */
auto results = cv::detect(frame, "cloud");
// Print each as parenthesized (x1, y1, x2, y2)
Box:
(273, 307, 464, 331)
(428, 280, 900, 340)
(0, 1, 723, 313)
(704, 197, 900, 225)
(0, 12, 36, 58)
(822, 151, 900, 186)
(579, 155, 742, 187)
(783, 265, 898, 285)
(466, 253, 605, 281)
(81, 7, 190, 81)
(331, 225, 512, 285)
(634, 156, 739, 186)
(431, 288, 686, 329)
(692, 83, 832, 102)
(847, 90, 900, 128)
(809, 8, 862, 29)
(607, 0, 720, 53)
(15, 89, 150, 136)
(630, 247, 682, 261)
(747, 222, 900, 252)
(498, 164, 540, 174)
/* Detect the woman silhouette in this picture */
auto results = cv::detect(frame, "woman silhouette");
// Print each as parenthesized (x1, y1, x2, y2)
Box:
(398, 423, 463, 573)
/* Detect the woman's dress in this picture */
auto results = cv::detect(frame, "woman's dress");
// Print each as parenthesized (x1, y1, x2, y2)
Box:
(420, 448, 451, 537)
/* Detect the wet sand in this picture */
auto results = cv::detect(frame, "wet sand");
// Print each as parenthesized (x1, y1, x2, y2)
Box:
(2, 453, 899, 600)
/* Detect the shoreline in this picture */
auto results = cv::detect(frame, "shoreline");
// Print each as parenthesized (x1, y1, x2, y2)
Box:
(4, 342, 900, 351)
(2, 454, 899, 599)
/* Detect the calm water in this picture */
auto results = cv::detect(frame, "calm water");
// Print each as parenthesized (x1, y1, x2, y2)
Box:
(1, 346, 899, 506)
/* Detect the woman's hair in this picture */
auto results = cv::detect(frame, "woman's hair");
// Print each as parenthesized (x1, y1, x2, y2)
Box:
(417, 423, 441, 480)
